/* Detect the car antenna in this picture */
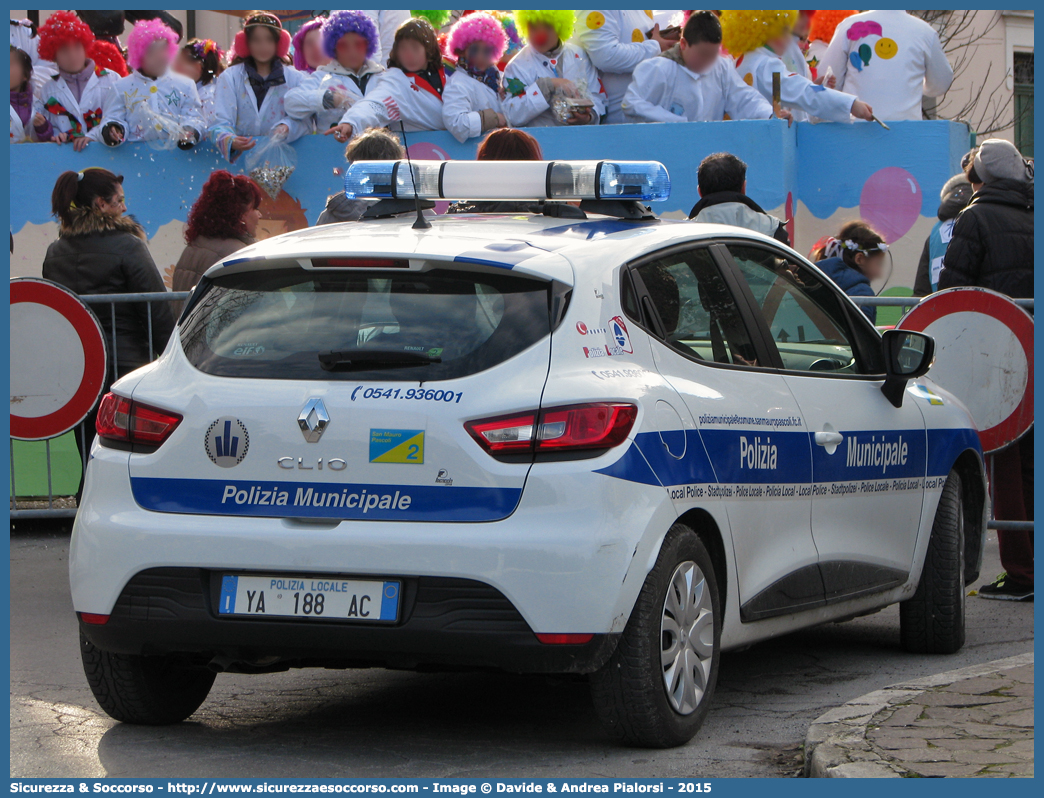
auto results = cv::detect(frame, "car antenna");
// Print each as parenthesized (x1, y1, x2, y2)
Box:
(399, 121, 431, 230)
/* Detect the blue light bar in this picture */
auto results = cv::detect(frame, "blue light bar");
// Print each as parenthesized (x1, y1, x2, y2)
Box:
(344, 160, 671, 202)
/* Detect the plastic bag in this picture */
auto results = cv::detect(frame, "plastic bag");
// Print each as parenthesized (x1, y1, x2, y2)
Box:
(244, 133, 298, 200)
(550, 79, 595, 125)
(138, 104, 185, 152)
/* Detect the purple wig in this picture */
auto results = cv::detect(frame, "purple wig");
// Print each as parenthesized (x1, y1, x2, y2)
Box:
(291, 17, 325, 73)
(321, 10, 380, 60)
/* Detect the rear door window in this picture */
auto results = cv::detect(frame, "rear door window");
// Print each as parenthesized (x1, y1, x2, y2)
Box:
(180, 267, 554, 381)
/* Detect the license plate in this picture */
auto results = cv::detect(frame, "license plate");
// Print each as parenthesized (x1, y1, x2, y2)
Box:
(218, 574, 399, 622)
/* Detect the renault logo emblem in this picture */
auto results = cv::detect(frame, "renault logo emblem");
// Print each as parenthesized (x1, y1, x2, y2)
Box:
(298, 398, 330, 442)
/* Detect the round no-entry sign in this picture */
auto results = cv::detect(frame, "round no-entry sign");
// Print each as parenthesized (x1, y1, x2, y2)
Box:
(10, 278, 108, 441)
(899, 287, 1033, 454)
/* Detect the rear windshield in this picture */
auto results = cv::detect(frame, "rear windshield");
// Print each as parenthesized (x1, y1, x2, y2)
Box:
(180, 267, 553, 381)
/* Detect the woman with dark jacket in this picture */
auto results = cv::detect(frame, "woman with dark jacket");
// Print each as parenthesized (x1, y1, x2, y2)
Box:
(172, 170, 264, 312)
(939, 139, 1034, 603)
(44, 168, 175, 379)
(43, 167, 175, 497)
(813, 220, 888, 324)
(939, 139, 1033, 298)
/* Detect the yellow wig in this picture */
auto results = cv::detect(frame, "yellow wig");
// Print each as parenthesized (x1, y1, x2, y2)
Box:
(720, 10, 799, 56)
(515, 10, 575, 44)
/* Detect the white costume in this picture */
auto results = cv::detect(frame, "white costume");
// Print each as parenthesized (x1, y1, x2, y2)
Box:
(107, 71, 207, 144)
(621, 53, 773, 123)
(818, 10, 953, 121)
(36, 67, 122, 143)
(357, 9, 412, 65)
(735, 48, 855, 124)
(442, 69, 505, 143)
(10, 106, 33, 143)
(209, 62, 312, 162)
(342, 67, 447, 136)
(503, 44, 605, 128)
(783, 37, 811, 80)
(10, 20, 57, 96)
(285, 59, 384, 132)
(573, 9, 661, 123)
(196, 81, 219, 127)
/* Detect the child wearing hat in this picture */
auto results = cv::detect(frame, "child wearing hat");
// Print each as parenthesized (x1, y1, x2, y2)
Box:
(442, 13, 509, 142)
(108, 19, 206, 147)
(34, 11, 123, 151)
(285, 11, 384, 133)
(502, 10, 605, 128)
(326, 16, 448, 142)
(622, 11, 784, 124)
(722, 10, 873, 124)
(210, 11, 311, 163)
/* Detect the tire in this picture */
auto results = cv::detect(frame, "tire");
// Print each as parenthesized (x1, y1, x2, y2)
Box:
(590, 524, 721, 748)
(79, 632, 216, 724)
(900, 470, 966, 654)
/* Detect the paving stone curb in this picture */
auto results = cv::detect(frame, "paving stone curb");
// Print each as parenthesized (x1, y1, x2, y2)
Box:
(804, 652, 1034, 778)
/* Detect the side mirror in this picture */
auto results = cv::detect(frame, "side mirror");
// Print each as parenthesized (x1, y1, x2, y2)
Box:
(880, 329, 935, 408)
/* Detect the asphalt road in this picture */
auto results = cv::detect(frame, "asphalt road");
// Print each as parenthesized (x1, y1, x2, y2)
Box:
(10, 528, 1033, 779)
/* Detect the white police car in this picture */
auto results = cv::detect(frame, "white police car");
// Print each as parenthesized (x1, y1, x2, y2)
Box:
(71, 160, 987, 747)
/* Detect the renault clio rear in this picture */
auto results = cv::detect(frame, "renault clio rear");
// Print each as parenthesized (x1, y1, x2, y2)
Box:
(71, 159, 987, 747)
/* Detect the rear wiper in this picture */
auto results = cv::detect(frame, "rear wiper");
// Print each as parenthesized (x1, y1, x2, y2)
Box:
(318, 349, 442, 371)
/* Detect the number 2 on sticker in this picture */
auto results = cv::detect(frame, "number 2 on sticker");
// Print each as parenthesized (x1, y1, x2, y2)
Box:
(406, 444, 419, 460)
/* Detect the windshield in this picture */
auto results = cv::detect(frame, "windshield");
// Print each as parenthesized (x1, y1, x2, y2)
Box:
(180, 266, 554, 381)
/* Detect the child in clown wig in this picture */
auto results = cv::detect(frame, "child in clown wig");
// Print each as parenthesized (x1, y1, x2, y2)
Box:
(721, 10, 873, 124)
(285, 11, 384, 134)
(503, 10, 605, 128)
(108, 19, 206, 147)
(326, 16, 448, 143)
(442, 13, 509, 142)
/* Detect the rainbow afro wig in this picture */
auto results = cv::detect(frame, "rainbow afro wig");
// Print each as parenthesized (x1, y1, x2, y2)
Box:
(126, 18, 180, 71)
(808, 10, 857, 43)
(411, 10, 451, 30)
(720, 10, 798, 56)
(322, 10, 380, 60)
(447, 12, 508, 61)
(87, 40, 128, 76)
(515, 10, 574, 44)
(37, 11, 94, 63)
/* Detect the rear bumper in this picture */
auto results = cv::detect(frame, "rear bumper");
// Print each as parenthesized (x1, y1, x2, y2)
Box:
(79, 568, 618, 674)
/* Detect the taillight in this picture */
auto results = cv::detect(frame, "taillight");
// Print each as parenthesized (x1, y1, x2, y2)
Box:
(465, 403, 637, 455)
(96, 392, 182, 448)
(79, 613, 110, 625)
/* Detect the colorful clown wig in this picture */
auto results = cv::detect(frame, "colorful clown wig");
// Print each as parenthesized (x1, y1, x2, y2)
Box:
(37, 11, 94, 63)
(514, 10, 575, 44)
(411, 10, 451, 30)
(322, 10, 380, 60)
(87, 40, 128, 77)
(492, 11, 522, 53)
(720, 10, 798, 56)
(127, 18, 180, 71)
(181, 38, 224, 84)
(291, 16, 325, 72)
(808, 9, 858, 43)
(447, 12, 508, 61)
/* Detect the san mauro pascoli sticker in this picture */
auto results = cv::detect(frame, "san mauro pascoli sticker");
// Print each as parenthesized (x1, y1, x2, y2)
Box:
(369, 429, 425, 464)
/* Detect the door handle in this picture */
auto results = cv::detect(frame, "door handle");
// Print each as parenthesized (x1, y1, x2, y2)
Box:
(814, 431, 844, 454)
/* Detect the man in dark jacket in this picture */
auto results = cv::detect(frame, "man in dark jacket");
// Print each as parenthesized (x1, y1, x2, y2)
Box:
(939, 139, 1034, 602)
(688, 152, 790, 246)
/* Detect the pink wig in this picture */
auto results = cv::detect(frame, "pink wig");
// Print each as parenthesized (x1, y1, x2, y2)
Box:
(291, 16, 325, 73)
(127, 18, 180, 71)
(447, 12, 507, 61)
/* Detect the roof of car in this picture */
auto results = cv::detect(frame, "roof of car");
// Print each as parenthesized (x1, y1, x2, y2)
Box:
(214, 212, 791, 283)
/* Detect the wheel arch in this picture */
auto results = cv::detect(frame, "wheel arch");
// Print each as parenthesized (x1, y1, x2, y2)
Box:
(951, 448, 988, 585)
(674, 508, 729, 614)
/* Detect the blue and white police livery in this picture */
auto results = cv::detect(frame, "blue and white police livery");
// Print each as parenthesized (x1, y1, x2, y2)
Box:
(70, 159, 987, 747)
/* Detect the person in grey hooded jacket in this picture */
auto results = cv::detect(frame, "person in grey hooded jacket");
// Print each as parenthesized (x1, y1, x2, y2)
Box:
(315, 126, 404, 225)
(687, 151, 789, 246)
